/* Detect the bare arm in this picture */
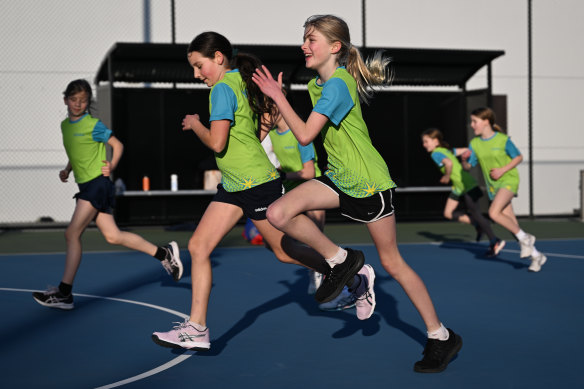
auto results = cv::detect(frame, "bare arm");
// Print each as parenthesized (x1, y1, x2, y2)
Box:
(103, 135, 124, 176)
(253, 65, 328, 146)
(286, 160, 317, 181)
(440, 158, 453, 184)
(453, 147, 469, 157)
(460, 149, 472, 171)
(183, 114, 230, 153)
(59, 161, 72, 182)
(490, 155, 523, 181)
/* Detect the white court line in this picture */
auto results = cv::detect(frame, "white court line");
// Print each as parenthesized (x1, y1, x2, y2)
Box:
(431, 242, 584, 260)
(0, 287, 193, 389)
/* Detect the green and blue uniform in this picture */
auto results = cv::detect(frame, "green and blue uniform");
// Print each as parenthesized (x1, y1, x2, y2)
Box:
(268, 128, 321, 192)
(61, 113, 111, 184)
(468, 132, 521, 200)
(308, 67, 395, 198)
(431, 147, 478, 197)
(209, 69, 279, 192)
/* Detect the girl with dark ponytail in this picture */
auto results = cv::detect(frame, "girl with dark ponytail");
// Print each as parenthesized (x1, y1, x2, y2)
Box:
(152, 31, 331, 351)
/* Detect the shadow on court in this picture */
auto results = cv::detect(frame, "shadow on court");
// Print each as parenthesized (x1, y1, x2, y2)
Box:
(418, 230, 528, 270)
(179, 268, 426, 358)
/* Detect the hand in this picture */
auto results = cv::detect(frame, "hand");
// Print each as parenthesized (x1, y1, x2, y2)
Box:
(490, 167, 504, 181)
(101, 160, 112, 177)
(439, 175, 450, 184)
(461, 149, 471, 161)
(59, 169, 70, 183)
(182, 114, 200, 131)
(252, 65, 283, 100)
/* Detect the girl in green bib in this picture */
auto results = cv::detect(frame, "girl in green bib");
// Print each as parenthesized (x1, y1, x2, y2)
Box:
(32, 79, 183, 311)
(461, 107, 547, 272)
(152, 32, 343, 351)
(422, 128, 503, 257)
(253, 14, 461, 373)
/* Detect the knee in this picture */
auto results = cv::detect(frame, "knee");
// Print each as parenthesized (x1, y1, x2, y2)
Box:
(488, 208, 499, 221)
(102, 230, 121, 245)
(379, 253, 406, 279)
(65, 226, 85, 243)
(188, 236, 211, 264)
(64, 228, 76, 242)
(266, 203, 287, 230)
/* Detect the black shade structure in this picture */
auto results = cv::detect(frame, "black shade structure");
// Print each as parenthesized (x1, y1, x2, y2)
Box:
(95, 42, 505, 225)
(95, 42, 503, 89)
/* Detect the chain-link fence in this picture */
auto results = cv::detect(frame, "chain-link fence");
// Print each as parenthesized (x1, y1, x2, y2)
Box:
(0, 0, 356, 226)
(0, 1, 153, 225)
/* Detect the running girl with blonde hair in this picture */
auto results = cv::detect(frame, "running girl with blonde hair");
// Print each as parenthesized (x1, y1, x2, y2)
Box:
(253, 14, 462, 373)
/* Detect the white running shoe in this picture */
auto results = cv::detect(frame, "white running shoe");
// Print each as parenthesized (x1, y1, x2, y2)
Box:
(528, 252, 547, 272)
(519, 234, 536, 258)
(354, 264, 376, 320)
(307, 270, 323, 295)
(152, 319, 210, 350)
(318, 287, 355, 311)
(161, 241, 183, 281)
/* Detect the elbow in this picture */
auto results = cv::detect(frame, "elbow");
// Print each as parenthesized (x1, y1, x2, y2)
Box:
(297, 136, 312, 147)
(210, 141, 226, 153)
(302, 169, 315, 180)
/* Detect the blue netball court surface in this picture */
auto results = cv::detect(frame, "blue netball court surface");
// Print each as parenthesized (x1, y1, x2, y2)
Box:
(1, 232, 583, 388)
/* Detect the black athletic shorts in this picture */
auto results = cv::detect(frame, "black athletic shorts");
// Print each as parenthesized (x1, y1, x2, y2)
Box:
(212, 178, 284, 220)
(74, 175, 115, 214)
(314, 175, 395, 223)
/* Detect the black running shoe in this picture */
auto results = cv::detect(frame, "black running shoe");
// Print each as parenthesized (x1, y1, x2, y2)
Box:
(314, 248, 365, 304)
(32, 287, 74, 310)
(485, 239, 505, 258)
(414, 328, 462, 373)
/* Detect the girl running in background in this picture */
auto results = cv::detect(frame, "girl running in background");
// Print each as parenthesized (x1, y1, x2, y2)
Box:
(253, 14, 461, 373)
(421, 128, 504, 257)
(152, 32, 372, 352)
(461, 107, 547, 272)
(33, 79, 183, 310)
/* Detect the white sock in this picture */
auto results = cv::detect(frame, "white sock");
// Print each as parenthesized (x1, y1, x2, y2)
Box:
(428, 323, 449, 341)
(326, 247, 347, 268)
(188, 320, 207, 331)
(515, 229, 528, 241)
(531, 247, 540, 257)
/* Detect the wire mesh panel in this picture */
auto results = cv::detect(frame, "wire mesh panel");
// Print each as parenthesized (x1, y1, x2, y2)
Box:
(0, 0, 151, 225)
